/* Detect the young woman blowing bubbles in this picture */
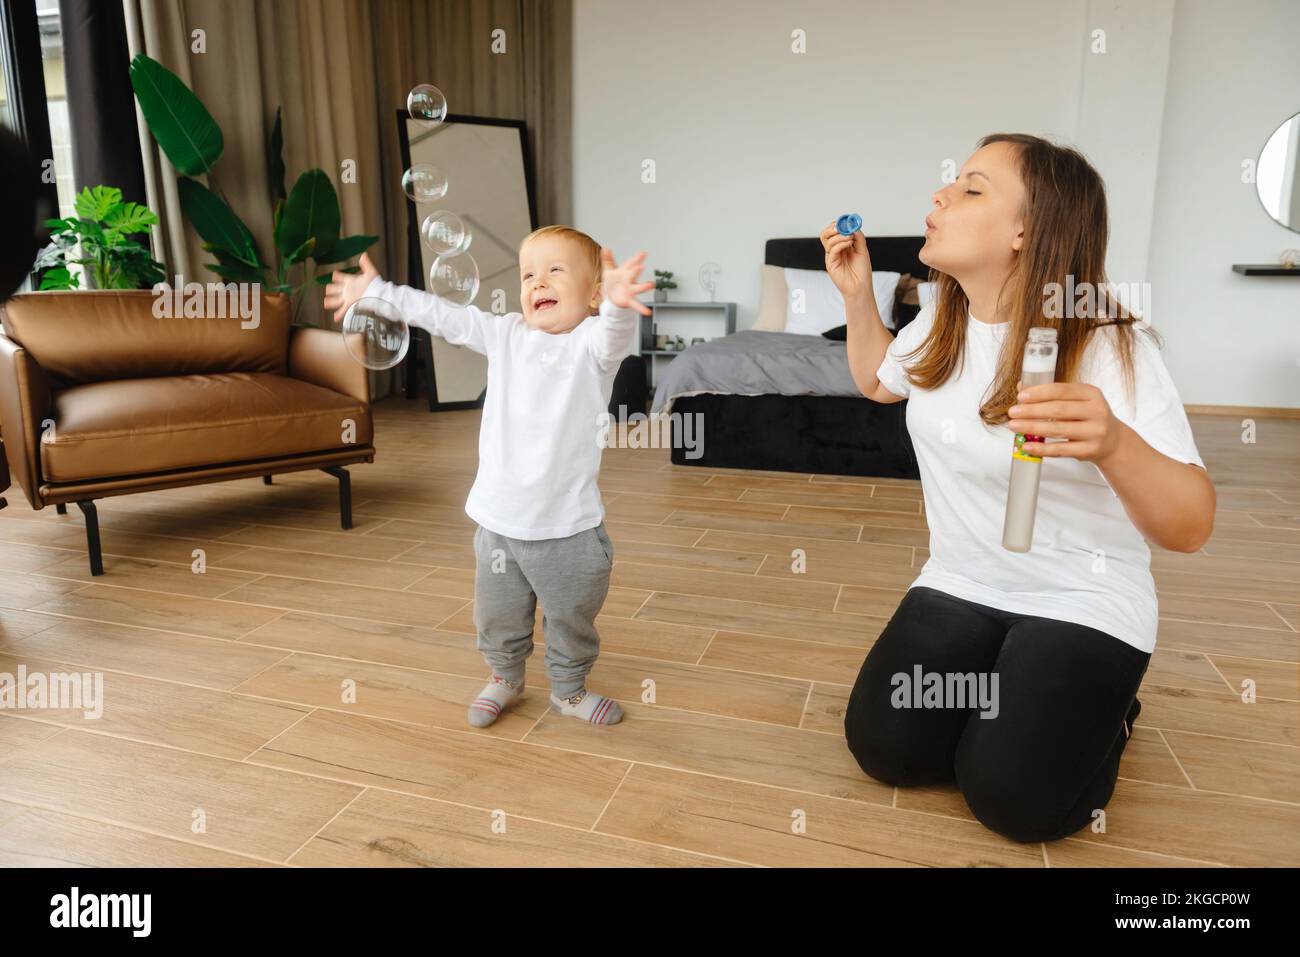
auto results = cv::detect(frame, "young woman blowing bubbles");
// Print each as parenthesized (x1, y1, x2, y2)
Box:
(827, 133, 1215, 843)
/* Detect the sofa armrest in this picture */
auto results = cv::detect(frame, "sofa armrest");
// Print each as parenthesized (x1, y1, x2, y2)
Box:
(0, 333, 52, 507)
(288, 325, 371, 405)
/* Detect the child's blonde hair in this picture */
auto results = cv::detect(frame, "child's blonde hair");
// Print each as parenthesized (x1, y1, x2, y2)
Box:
(520, 225, 602, 282)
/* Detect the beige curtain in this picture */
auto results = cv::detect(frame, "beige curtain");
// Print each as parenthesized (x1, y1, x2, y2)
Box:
(122, 0, 572, 392)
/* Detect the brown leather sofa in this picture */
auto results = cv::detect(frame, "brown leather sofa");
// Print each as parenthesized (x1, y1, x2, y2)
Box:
(0, 289, 374, 574)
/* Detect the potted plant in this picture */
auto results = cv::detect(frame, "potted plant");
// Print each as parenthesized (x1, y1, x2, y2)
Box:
(128, 54, 376, 321)
(654, 269, 676, 303)
(34, 185, 166, 290)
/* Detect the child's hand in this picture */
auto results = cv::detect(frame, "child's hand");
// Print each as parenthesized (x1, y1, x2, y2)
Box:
(323, 252, 382, 323)
(600, 248, 654, 316)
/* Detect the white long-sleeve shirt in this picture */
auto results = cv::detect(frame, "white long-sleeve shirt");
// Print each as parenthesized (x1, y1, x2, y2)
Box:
(365, 278, 640, 539)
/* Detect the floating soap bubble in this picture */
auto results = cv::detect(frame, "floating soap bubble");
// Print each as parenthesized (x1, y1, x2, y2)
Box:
(401, 164, 448, 203)
(420, 211, 472, 256)
(429, 253, 480, 307)
(407, 84, 448, 126)
(341, 297, 410, 370)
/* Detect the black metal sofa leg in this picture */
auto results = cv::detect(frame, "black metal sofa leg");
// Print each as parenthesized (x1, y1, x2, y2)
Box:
(56, 503, 67, 514)
(76, 500, 103, 576)
(322, 466, 352, 529)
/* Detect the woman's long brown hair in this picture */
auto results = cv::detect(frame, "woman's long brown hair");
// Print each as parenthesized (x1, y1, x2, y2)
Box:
(903, 133, 1151, 426)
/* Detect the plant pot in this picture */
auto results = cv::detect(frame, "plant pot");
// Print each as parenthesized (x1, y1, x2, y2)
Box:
(653, 289, 667, 303)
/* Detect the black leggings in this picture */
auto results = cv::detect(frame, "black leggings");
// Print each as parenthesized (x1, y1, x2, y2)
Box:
(845, 586, 1151, 843)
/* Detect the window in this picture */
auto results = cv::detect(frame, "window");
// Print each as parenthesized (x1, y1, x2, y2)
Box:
(36, 1, 74, 218)
(0, 0, 69, 291)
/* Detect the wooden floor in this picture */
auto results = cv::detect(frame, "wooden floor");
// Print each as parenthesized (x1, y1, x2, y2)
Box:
(0, 401, 1296, 867)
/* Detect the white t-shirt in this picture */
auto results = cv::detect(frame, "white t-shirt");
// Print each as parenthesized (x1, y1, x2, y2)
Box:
(876, 302, 1206, 653)
(366, 279, 639, 540)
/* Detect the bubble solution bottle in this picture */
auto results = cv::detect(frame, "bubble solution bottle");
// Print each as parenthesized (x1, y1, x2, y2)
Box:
(1001, 327, 1058, 553)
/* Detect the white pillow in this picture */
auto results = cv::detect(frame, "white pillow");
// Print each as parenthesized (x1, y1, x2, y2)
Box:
(916, 281, 936, 309)
(783, 267, 900, 336)
(754, 265, 789, 331)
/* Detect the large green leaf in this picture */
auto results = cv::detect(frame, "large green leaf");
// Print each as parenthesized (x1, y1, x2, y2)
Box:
(202, 244, 265, 284)
(206, 262, 264, 283)
(129, 54, 224, 176)
(313, 233, 377, 266)
(179, 178, 261, 268)
(275, 169, 339, 263)
(76, 220, 107, 247)
(38, 266, 78, 290)
(267, 107, 286, 204)
(113, 244, 167, 287)
(75, 186, 122, 220)
(104, 202, 158, 234)
(286, 237, 316, 266)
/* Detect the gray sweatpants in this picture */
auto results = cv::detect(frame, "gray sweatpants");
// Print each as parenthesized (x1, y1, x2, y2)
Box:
(472, 523, 614, 699)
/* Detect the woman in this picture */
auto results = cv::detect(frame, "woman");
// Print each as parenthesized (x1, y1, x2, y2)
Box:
(828, 133, 1215, 843)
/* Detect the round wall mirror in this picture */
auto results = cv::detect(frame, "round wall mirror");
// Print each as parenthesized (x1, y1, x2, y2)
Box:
(1256, 111, 1300, 232)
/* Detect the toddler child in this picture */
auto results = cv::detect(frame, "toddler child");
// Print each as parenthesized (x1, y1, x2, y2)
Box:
(323, 227, 653, 726)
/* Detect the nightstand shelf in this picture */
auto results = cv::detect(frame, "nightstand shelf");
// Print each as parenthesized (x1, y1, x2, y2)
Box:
(639, 300, 737, 389)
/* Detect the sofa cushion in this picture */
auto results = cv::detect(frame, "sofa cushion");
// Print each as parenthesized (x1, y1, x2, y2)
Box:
(1, 290, 291, 388)
(42, 373, 372, 482)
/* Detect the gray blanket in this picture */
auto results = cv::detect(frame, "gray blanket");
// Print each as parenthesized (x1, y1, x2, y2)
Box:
(650, 330, 861, 413)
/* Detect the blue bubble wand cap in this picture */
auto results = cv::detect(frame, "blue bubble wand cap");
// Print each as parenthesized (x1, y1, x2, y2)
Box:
(836, 213, 862, 236)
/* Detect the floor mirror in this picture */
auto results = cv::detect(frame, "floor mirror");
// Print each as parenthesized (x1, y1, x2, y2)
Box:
(396, 112, 537, 410)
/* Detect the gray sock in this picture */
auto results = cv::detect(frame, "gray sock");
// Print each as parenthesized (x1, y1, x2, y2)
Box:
(468, 674, 523, 728)
(550, 688, 623, 725)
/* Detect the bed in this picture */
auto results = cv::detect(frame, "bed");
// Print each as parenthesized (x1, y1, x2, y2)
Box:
(655, 236, 928, 478)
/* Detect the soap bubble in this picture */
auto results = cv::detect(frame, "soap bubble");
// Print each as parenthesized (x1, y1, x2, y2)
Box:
(401, 164, 447, 203)
(341, 297, 410, 370)
(429, 253, 480, 307)
(407, 84, 448, 126)
(420, 211, 472, 255)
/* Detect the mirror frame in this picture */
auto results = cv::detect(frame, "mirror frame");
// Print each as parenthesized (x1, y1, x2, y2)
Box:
(1254, 109, 1300, 235)
(394, 111, 539, 410)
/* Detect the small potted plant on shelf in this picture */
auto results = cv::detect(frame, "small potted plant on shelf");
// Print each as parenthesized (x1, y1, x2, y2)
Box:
(653, 269, 676, 303)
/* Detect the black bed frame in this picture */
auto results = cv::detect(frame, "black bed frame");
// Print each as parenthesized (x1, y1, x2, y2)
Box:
(669, 236, 928, 478)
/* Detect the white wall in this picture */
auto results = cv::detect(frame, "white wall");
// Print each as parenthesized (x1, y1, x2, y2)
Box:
(1146, 0, 1300, 407)
(573, 0, 1300, 408)
(1075, 0, 1175, 285)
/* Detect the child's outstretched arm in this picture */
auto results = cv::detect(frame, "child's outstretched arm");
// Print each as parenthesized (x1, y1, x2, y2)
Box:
(588, 248, 653, 371)
(323, 253, 496, 356)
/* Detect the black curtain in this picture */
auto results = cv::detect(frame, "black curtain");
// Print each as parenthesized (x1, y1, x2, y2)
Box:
(59, 0, 146, 203)
(0, 0, 58, 290)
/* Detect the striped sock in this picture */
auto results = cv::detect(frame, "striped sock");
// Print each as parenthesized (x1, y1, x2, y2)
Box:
(467, 674, 523, 728)
(549, 688, 623, 725)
